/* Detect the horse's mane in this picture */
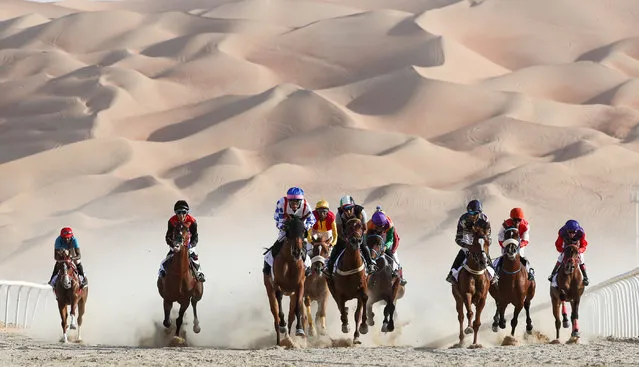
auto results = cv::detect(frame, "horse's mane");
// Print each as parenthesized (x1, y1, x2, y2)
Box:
(285, 216, 306, 239)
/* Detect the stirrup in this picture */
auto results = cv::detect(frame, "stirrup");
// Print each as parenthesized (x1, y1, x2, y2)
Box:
(400, 278, 407, 286)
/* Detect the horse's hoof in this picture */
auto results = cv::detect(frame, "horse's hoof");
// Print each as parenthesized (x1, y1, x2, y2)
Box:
(501, 335, 519, 346)
(571, 331, 580, 338)
(468, 344, 483, 349)
(69, 324, 77, 330)
(353, 337, 361, 345)
(550, 339, 561, 345)
(296, 328, 305, 337)
(499, 321, 506, 329)
(464, 327, 473, 335)
(193, 325, 201, 334)
(342, 324, 350, 334)
(567, 336, 580, 344)
(526, 325, 533, 334)
(279, 326, 288, 334)
(449, 343, 463, 349)
(367, 318, 375, 326)
(163, 320, 171, 329)
(59, 336, 68, 343)
(308, 327, 315, 337)
(381, 322, 388, 333)
(492, 325, 498, 333)
(386, 322, 395, 332)
(359, 323, 368, 335)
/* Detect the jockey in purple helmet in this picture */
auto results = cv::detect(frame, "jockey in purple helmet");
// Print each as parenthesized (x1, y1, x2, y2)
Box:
(263, 187, 316, 277)
(366, 206, 407, 286)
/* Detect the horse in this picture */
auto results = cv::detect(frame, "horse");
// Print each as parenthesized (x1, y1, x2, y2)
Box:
(326, 217, 369, 344)
(263, 215, 307, 345)
(489, 226, 536, 339)
(53, 249, 88, 343)
(451, 221, 491, 348)
(303, 233, 331, 336)
(550, 244, 585, 343)
(157, 223, 204, 340)
(365, 233, 405, 333)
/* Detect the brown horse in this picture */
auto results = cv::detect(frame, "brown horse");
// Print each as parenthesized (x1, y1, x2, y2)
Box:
(550, 244, 585, 343)
(365, 233, 405, 333)
(157, 223, 204, 339)
(451, 220, 491, 348)
(53, 249, 88, 343)
(489, 226, 536, 338)
(264, 215, 307, 345)
(303, 234, 331, 336)
(326, 217, 369, 344)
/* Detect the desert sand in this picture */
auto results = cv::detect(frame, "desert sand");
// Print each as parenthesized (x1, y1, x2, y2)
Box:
(1, 0, 639, 365)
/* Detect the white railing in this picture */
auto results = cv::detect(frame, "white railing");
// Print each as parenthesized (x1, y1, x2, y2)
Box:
(581, 267, 639, 338)
(0, 281, 53, 329)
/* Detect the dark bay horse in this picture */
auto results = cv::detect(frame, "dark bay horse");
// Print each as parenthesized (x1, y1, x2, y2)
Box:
(550, 244, 585, 343)
(53, 249, 88, 343)
(489, 226, 536, 339)
(326, 217, 369, 344)
(303, 234, 331, 336)
(264, 216, 307, 345)
(451, 220, 491, 348)
(157, 223, 203, 340)
(365, 233, 405, 333)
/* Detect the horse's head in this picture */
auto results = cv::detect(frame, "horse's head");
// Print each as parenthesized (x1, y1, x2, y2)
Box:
(310, 234, 330, 274)
(284, 215, 306, 260)
(172, 224, 191, 253)
(366, 234, 385, 260)
(502, 226, 520, 260)
(56, 251, 76, 290)
(344, 217, 364, 250)
(467, 219, 490, 268)
(562, 244, 580, 274)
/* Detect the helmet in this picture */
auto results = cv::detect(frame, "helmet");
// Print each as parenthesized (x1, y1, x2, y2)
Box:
(339, 195, 354, 208)
(316, 200, 329, 210)
(174, 200, 189, 213)
(510, 208, 524, 220)
(371, 210, 388, 227)
(286, 187, 304, 200)
(467, 200, 482, 213)
(60, 227, 74, 239)
(565, 220, 580, 232)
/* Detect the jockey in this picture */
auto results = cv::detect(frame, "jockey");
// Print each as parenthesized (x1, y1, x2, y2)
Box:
(308, 200, 338, 247)
(366, 206, 407, 286)
(495, 208, 535, 280)
(262, 187, 316, 277)
(335, 195, 368, 240)
(48, 227, 88, 288)
(158, 200, 205, 282)
(326, 195, 374, 277)
(548, 219, 589, 286)
(446, 199, 497, 285)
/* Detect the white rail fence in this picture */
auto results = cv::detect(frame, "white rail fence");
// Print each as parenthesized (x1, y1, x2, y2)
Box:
(0, 281, 53, 329)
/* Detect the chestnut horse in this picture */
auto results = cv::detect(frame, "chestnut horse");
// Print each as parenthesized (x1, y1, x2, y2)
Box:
(451, 221, 491, 348)
(157, 223, 204, 339)
(264, 215, 307, 345)
(489, 226, 536, 338)
(550, 244, 585, 343)
(53, 249, 88, 343)
(365, 233, 405, 333)
(303, 234, 331, 336)
(326, 217, 369, 344)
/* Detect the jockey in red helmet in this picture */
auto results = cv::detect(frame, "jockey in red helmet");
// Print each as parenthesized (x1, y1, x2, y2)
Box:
(495, 208, 535, 281)
(158, 200, 205, 282)
(48, 227, 88, 288)
(548, 219, 589, 286)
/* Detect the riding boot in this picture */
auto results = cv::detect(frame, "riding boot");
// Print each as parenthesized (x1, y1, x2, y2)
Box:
(262, 261, 271, 275)
(360, 242, 376, 273)
(48, 263, 59, 286)
(398, 268, 407, 286)
(192, 262, 206, 282)
(446, 249, 466, 284)
(548, 261, 561, 282)
(579, 264, 589, 286)
(486, 254, 499, 284)
(495, 256, 502, 276)
(521, 257, 535, 281)
(76, 263, 88, 287)
(324, 242, 342, 277)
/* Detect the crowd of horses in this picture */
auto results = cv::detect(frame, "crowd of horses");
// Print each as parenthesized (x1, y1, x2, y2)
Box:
(50, 217, 585, 348)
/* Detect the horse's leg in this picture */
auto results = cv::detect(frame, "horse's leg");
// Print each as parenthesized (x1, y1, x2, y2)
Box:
(471, 295, 486, 347)
(163, 300, 172, 328)
(191, 297, 201, 334)
(386, 299, 396, 333)
(353, 296, 363, 344)
(175, 301, 189, 338)
(455, 296, 465, 344)
(68, 301, 78, 330)
(304, 296, 315, 336)
(58, 302, 68, 343)
(295, 286, 306, 337)
(77, 294, 86, 342)
(265, 278, 282, 346)
(498, 302, 507, 330)
(570, 299, 580, 338)
(318, 293, 328, 335)
(510, 302, 524, 337)
(524, 295, 533, 334)
(464, 293, 474, 335)
(288, 294, 296, 335)
(551, 294, 561, 342)
(561, 301, 570, 329)
(336, 295, 349, 334)
(491, 302, 500, 332)
(359, 288, 369, 336)
(276, 290, 287, 334)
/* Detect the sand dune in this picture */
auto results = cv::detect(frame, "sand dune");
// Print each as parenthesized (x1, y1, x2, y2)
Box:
(0, 0, 638, 362)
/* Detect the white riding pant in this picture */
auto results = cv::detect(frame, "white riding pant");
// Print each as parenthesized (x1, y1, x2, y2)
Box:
(264, 237, 311, 269)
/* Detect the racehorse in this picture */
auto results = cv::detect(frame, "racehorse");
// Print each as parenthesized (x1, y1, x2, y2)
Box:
(489, 226, 536, 338)
(264, 216, 307, 345)
(365, 233, 405, 333)
(326, 217, 369, 344)
(550, 244, 585, 343)
(53, 249, 88, 343)
(303, 234, 331, 336)
(451, 220, 491, 348)
(157, 223, 204, 340)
